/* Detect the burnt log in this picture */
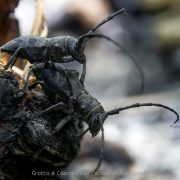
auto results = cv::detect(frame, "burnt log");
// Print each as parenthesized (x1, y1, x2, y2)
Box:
(0, 71, 83, 180)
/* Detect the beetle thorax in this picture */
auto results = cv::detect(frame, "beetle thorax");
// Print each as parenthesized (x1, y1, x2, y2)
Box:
(67, 37, 85, 64)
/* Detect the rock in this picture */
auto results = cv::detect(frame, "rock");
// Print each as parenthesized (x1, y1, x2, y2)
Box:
(0, 71, 83, 179)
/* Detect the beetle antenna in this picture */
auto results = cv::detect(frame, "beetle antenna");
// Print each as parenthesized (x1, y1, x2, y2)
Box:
(77, 8, 126, 48)
(88, 8, 127, 34)
(91, 120, 105, 175)
(78, 33, 144, 93)
(92, 102, 179, 173)
(76, 8, 127, 62)
(107, 103, 179, 124)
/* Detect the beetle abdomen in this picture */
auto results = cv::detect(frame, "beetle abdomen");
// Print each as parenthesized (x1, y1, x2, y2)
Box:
(24, 37, 47, 62)
(1, 36, 48, 61)
(0, 36, 30, 54)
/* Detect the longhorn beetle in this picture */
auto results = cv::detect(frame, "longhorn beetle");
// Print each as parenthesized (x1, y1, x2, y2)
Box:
(0, 8, 144, 90)
(24, 62, 179, 174)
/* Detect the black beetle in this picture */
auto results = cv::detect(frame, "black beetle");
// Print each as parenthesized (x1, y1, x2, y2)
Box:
(25, 62, 179, 173)
(0, 8, 144, 86)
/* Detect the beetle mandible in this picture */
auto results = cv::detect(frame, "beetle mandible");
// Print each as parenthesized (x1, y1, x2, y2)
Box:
(0, 8, 144, 86)
(24, 62, 179, 173)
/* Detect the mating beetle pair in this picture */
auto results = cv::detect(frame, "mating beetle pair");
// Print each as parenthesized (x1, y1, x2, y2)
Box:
(0, 8, 179, 174)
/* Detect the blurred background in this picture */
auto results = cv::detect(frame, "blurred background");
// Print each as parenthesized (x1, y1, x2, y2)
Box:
(1, 0, 180, 179)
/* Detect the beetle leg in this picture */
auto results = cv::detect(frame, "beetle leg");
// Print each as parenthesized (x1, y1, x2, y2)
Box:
(32, 116, 71, 161)
(54, 62, 67, 71)
(62, 56, 75, 63)
(80, 58, 86, 84)
(78, 128, 89, 137)
(38, 102, 67, 115)
(23, 63, 45, 91)
(4, 47, 23, 70)
(67, 95, 74, 113)
(23, 67, 33, 91)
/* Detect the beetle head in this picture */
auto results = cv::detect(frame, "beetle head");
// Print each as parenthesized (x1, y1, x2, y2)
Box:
(88, 113, 108, 137)
(67, 37, 86, 64)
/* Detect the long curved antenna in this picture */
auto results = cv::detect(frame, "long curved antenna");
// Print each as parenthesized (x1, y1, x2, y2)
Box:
(78, 33, 144, 92)
(107, 103, 179, 124)
(79, 102, 178, 174)
(91, 120, 105, 175)
(88, 8, 126, 33)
